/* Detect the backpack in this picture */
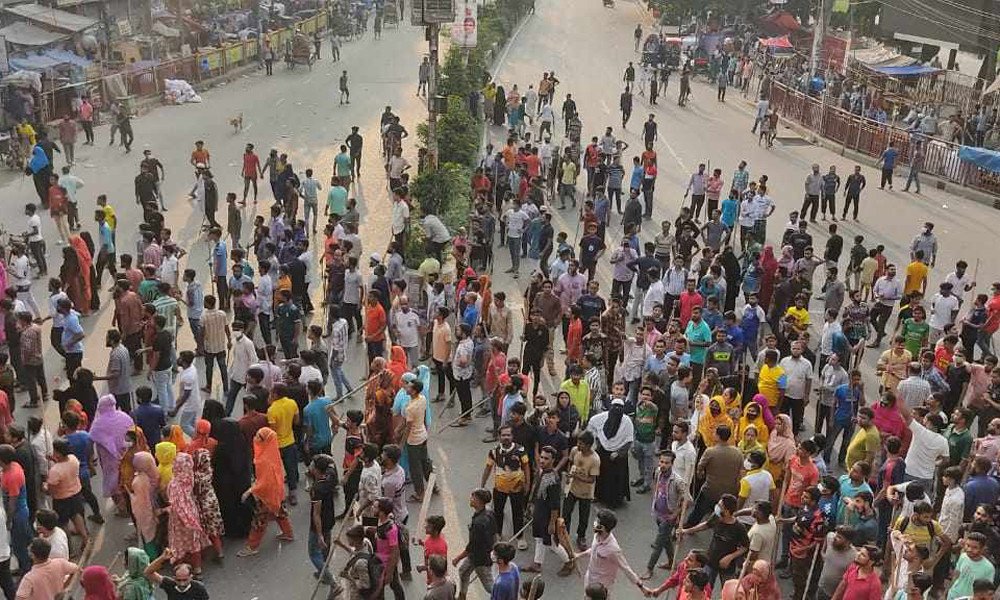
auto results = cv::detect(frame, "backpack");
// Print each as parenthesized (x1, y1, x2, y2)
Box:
(346, 550, 383, 599)
(898, 516, 937, 552)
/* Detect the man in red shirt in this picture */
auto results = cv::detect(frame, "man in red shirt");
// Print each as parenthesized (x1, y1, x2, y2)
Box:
(677, 279, 704, 328)
(983, 282, 1000, 355)
(242, 143, 261, 204)
(524, 148, 542, 180)
(584, 136, 601, 197)
(364, 292, 387, 364)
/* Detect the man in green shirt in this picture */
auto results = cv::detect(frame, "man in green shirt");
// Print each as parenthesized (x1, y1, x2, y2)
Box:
(334, 144, 352, 181)
(946, 407, 974, 471)
(901, 305, 930, 358)
(274, 289, 303, 359)
(559, 365, 590, 422)
(632, 384, 659, 493)
(325, 177, 348, 217)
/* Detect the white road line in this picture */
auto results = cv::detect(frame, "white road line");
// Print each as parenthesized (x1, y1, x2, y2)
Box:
(275, 97, 286, 107)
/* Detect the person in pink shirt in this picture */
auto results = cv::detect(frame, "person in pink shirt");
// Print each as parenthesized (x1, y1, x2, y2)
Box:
(77, 98, 94, 146)
(705, 168, 725, 219)
(15, 538, 78, 600)
(577, 509, 642, 591)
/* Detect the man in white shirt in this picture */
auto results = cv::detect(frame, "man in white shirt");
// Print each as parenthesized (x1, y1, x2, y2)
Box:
(870, 264, 904, 347)
(10, 244, 41, 318)
(226, 320, 258, 416)
(173, 350, 203, 436)
(778, 341, 813, 434)
(670, 420, 697, 486)
(256, 261, 275, 347)
(929, 282, 961, 343)
(391, 189, 410, 254)
(35, 509, 69, 560)
(392, 296, 421, 367)
(59, 166, 84, 232)
(642, 273, 665, 319)
(504, 201, 529, 278)
(423, 213, 451, 263)
(900, 400, 949, 492)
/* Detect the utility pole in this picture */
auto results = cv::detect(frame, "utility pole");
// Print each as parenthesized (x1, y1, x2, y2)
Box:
(426, 22, 440, 169)
(809, 0, 826, 78)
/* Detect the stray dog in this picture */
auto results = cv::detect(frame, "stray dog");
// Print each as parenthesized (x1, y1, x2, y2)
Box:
(229, 113, 243, 132)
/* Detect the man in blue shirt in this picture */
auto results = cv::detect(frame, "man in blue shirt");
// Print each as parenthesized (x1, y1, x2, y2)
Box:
(825, 370, 863, 465)
(58, 298, 85, 377)
(303, 379, 334, 457)
(878, 141, 899, 191)
(62, 411, 104, 523)
(94, 210, 117, 288)
(131, 386, 166, 448)
(685, 306, 713, 383)
(210, 228, 229, 310)
(629, 156, 643, 195)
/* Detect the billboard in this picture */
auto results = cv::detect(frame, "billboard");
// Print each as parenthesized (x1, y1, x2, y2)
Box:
(451, 0, 477, 48)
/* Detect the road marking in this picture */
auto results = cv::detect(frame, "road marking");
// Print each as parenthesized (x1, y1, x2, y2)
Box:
(434, 447, 487, 600)
(275, 98, 286, 107)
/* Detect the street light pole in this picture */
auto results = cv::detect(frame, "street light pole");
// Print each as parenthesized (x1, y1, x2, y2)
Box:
(427, 22, 440, 169)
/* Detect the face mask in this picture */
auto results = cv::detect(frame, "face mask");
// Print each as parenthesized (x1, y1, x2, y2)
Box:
(235, 332, 244, 340)
(713, 504, 723, 518)
(956, 357, 966, 366)
(743, 459, 754, 470)
(125, 440, 135, 449)
(175, 583, 192, 593)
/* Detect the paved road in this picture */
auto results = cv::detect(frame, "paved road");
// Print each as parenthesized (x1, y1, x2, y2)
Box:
(2, 0, 999, 597)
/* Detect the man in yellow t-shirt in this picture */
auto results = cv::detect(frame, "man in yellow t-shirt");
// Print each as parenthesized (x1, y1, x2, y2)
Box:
(904, 256, 929, 297)
(560, 365, 591, 421)
(267, 384, 301, 503)
(757, 349, 786, 408)
(785, 293, 810, 334)
(845, 406, 880, 467)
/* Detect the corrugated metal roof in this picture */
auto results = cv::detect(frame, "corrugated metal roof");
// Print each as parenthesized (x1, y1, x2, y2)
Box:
(2, 3, 98, 33)
(0, 21, 67, 46)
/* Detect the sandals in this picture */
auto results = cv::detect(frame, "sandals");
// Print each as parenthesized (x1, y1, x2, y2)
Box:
(277, 534, 295, 542)
(236, 547, 258, 557)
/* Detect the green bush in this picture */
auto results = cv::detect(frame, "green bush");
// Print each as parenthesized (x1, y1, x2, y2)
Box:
(405, 163, 474, 268)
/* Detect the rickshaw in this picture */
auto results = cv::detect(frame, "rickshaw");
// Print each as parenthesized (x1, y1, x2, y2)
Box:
(641, 34, 661, 67)
(285, 31, 314, 69)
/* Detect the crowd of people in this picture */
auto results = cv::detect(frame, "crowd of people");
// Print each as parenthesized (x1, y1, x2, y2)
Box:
(3, 8, 1000, 600)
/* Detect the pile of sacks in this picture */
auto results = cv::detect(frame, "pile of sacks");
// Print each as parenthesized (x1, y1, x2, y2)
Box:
(163, 79, 202, 104)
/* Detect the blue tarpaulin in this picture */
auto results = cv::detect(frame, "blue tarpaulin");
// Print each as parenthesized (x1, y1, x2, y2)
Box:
(869, 65, 940, 76)
(8, 49, 92, 71)
(959, 146, 1000, 173)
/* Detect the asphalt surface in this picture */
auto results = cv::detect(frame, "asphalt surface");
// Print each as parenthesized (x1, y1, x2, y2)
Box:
(2, 0, 1000, 597)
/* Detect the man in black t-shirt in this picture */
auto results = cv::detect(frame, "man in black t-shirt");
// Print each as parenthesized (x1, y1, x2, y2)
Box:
(676, 493, 748, 591)
(345, 126, 363, 178)
(144, 549, 210, 599)
(523, 446, 573, 575)
(309, 454, 338, 582)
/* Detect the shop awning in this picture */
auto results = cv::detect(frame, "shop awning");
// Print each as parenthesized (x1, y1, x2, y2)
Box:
(0, 21, 67, 46)
(869, 65, 941, 76)
(7, 48, 92, 71)
(959, 146, 1000, 173)
(2, 3, 98, 33)
(760, 35, 793, 48)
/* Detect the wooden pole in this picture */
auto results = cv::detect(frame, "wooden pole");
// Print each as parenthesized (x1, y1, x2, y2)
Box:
(434, 396, 490, 435)
(308, 508, 355, 600)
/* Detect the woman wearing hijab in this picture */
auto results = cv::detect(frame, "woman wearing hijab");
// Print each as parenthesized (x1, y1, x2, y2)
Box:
(186, 419, 217, 457)
(736, 559, 780, 600)
(238, 427, 294, 556)
(81, 565, 116, 600)
(211, 418, 252, 538)
(192, 448, 225, 559)
(118, 427, 148, 511)
(164, 425, 188, 452)
(130, 451, 160, 557)
(60, 245, 90, 316)
(201, 399, 226, 426)
(697, 396, 735, 449)
(89, 395, 134, 505)
(751, 394, 776, 431)
(478, 275, 493, 325)
(154, 441, 176, 494)
(587, 399, 635, 508)
(165, 452, 210, 574)
(721, 246, 742, 313)
(78, 231, 100, 311)
(758, 245, 779, 310)
(776, 245, 795, 278)
(765, 414, 796, 484)
(365, 357, 387, 415)
(555, 390, 581, 437)
(737, 424, 765, 459)
(366, 368, 395, 450)
(738, 402, 770, 448)
(387, 346, 408, 391)
(117, 547, 154, 600)
(493, 85, 507, 127)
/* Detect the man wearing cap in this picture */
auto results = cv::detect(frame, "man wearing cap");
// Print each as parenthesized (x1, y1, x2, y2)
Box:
(141, 149, 166, 210)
